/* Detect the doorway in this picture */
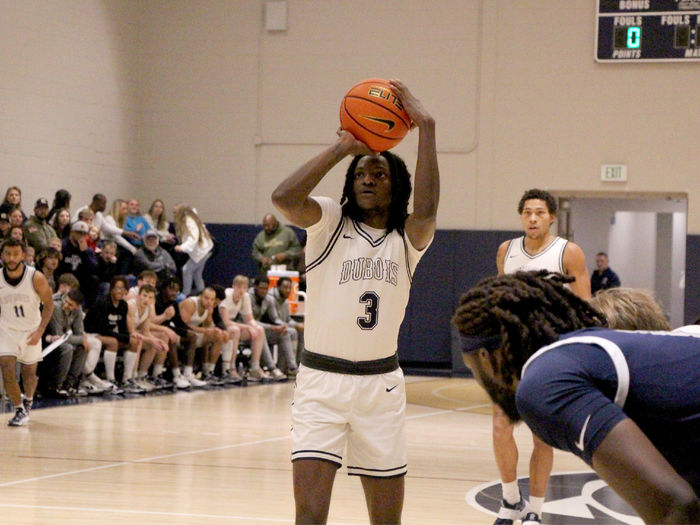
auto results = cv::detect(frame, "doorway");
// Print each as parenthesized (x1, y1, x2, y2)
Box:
(552, 191, 687, 327)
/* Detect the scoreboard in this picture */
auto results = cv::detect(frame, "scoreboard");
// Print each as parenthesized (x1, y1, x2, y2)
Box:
(597, 0, 700, 62)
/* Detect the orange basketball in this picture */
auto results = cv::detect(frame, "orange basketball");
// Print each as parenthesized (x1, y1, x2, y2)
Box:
(339, 78, 411, 152)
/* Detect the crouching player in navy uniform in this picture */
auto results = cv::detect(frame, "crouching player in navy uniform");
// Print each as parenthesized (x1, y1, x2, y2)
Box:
(452, 270, 699, 524)
(272, 79, 439, 525)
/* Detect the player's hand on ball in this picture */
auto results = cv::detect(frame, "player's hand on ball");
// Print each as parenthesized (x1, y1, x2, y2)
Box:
(389, 79, 433, 129)
(336, 128, 374, 156)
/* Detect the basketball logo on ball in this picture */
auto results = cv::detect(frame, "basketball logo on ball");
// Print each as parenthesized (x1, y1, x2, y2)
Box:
(339, 78, 411, 152)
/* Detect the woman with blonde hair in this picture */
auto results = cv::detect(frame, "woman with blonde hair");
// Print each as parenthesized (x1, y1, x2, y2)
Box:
(145, 199, 176, 245)
(589, 287, 671, 331)
(1, 186, 26, 219)
(102, 198, 140, 274)
(173, 203, 214, 296)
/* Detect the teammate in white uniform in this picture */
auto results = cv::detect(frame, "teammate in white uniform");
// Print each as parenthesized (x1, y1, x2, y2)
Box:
(273, 79, 438, 524)
(491, 189, 590, 525)
(0, 238, 54, 426)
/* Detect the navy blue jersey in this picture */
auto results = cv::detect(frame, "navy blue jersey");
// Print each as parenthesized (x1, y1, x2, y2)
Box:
(516, 327, 700, 491)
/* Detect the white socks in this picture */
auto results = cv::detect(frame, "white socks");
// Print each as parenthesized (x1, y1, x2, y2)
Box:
(502, 480, 521, 505)
(103, 351, 117, 381)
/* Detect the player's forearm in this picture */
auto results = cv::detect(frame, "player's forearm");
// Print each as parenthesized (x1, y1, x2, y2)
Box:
(272, 140, 350, 212)
(412, 119, 439, 220)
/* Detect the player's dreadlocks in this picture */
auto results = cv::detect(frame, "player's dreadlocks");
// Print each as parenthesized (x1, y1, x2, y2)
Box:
(451, 270, 606, 385)
(340, 151, 412, 234)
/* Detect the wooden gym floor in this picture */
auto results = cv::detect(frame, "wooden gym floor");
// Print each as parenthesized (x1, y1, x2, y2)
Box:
(0, 377, 639, 524)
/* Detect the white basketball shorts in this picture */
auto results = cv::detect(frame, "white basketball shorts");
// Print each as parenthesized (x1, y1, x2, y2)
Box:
(291, 364, 407, 477)
(0, 324, 42, 364)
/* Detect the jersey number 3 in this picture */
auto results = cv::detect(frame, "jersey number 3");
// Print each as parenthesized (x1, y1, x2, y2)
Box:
(357, 291, 379, 330)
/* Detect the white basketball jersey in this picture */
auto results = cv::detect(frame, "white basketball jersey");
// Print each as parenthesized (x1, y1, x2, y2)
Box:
(184, 296, 208, 326)
(503, 236, 567, 274)
(0, 266, 42, 331)
(127, 298, 150, 328)
(304, 197, 431, 362)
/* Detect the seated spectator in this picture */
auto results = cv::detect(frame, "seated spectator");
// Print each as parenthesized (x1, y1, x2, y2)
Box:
(9, 207, 25, 228)
(23, 198, 58, 252)
(220, 275, 285, 381)
(48, 237, 62, 253)
(54, 273, 80, 299)
(124, 198, 151, 249)
(145, 199, 176, 246)
(133, 230, 177, 281)
(268, 276, 304, 376)
(249, 275, 297, 378)
(84, 276, 143, 394)
(173, 203, 214, 296)
(72, 193, 106, 225)
(591, 251, 622, 294)
(24, 246, 35, 267)
(252, 213, 302, 272)
(127, 284, 170, 391)
(50, 208, 72, 239)
(87, 225, 101, 253)
(101, 199, 140, 274)
(47, 189, 71, 225)
(178, 288, 225, 387)
(0, 186, 26, 220)
(56, 221, 98, 308)
(154, 276, 193, 389)
(9, 226, 24, 242)
(77, 207, 94, 225)
(40, 289, 96, 398)
(126, 270, 158, 302)
(0, 211, 10, 239)
(37, 247, 62, 291)
(96, 240, 119, 298)
(211, 285, 243, 384)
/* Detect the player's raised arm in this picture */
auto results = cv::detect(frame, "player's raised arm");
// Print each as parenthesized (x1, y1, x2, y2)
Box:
(392, 79, 439, 251)
(272, 131, 372, 229)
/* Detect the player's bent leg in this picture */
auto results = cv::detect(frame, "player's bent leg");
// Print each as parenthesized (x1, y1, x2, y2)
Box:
(293, 459, 338, 525)
(529, 432, 554, 498)
(492, 404, 519, 482)
(0, 355, 22, 406)
(360, 474, 405, 525)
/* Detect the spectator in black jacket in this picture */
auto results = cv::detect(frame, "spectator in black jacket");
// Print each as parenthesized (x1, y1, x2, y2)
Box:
(57, 221, 98, 308)
(591, 252, 621, 294)
(133, 229, 177, 281)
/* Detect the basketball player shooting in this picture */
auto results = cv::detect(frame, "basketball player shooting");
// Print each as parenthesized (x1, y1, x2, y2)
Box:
(0, 238, 54, 426)
(272, 79, 439, 524)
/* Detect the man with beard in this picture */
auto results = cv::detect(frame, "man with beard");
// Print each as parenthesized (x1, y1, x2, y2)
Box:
(452, 271, 699, 525)
(491, 188, 590, 525)
(0, 238, 54, 426)
(23, 198, 58, 252)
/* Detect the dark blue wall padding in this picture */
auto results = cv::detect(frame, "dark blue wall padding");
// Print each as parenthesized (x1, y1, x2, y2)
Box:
(204, 224, 700, 369)
(685, 234, 700, 325)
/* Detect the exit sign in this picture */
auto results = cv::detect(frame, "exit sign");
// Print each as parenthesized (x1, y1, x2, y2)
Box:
(601, 164, 627, 182)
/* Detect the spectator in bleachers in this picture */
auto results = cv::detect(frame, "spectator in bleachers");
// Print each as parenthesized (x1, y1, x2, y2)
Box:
(173, 203, 214, 296)
(24, 245, 35, 267)
(268, 276, 304, 376)
(0, 211, 10, 239)
(36, 247, 61, 294)
(57, 221, 98, 308)
(48, 236, 62, 253)
(50, 208, 72, 239)
(41, 289, 92, 398)
(9, 226, 24, 242)
(252, 213, 302, 273)
(126, 270, 158, 302)
(127, 284, 170, 392)
(9, 207, 25, 228)
(54, 273, 80, 299)
(178, 287, 224, 387)
(249, 275, 297, 378)
(154, 276, 193, 389)
(47, 189, 71, 225)
(0, 186, 26, 219)
(220, 275, 285, 382)
(23, 198, 58, 252)
(133, 229, 177, 281)
(84, 276, 143, 394)
(102, 198, 139, 274)
(87, 225, 101, 253)
(124, 198, 150, 249)
(96, 240, 119, 298)
(72, 193, 106, 225)
(145, 199, 176, 246)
